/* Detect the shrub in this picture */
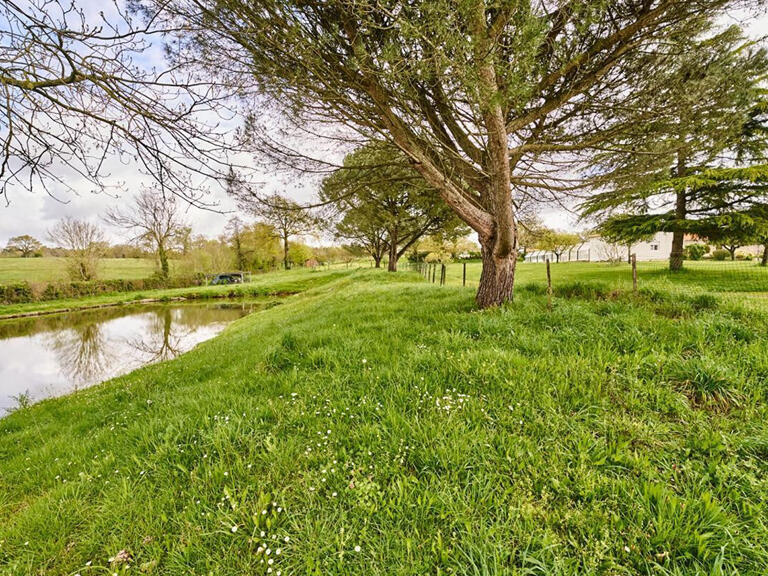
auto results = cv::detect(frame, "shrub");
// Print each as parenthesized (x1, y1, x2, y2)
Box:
(0, 282, 34, 304)
(710, 249, 730, 261)
(1, 276, 204, 305)
(683, 244, 709, 261)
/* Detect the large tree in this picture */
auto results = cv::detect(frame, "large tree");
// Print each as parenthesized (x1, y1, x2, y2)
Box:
(233, 193, 317, 270)
(5, 235, 42, 257)
(581, 28, 768, 270)
(105, 188, 188, 279)
(320, 142, 463, 272)
(143, 0, 757, 306)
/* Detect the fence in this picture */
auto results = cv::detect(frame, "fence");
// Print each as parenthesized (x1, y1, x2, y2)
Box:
(409, 256, 768, 304)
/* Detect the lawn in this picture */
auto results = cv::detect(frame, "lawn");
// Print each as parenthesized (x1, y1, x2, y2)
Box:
(1, 270, 768, 575)
(435, 259, 768, 299)
(0, 257, 171, 284)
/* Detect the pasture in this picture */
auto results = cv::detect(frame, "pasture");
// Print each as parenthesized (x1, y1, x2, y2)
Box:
(0, 257, 168, 284)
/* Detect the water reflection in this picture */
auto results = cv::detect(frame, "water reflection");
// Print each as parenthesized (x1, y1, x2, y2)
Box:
(0, 303, 255, 412)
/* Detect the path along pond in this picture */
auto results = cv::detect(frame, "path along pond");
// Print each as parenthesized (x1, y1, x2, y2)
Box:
(0, 301, 260, 413)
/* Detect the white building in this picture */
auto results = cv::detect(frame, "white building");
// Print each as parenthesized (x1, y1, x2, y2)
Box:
(524, 232, 691, 263)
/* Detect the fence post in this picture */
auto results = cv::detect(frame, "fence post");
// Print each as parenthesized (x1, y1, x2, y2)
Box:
(441, 263, 446, 285)
(463, 261, 467, 287)
(631, 253, 638, 294)
(431, 264, 436, 283)
(546, 257, 553, 311)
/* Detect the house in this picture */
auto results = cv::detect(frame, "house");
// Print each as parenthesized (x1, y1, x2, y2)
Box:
(524, 232, 699, 263)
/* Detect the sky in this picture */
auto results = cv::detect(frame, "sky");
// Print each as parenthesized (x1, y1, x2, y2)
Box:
(0, 5, 766, 247)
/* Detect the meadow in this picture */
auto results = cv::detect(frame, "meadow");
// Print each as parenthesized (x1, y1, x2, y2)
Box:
(0, 257, 169, 284)
(1, 269, 767, 575)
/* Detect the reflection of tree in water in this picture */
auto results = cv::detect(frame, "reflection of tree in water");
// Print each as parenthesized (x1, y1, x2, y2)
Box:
(128, 308, 190, 362)
(127, 306, 245, 362)
(46, 321, 116, 387)
(27, 304, 250, 387)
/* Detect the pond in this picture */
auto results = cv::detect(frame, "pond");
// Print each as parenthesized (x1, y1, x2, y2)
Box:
(0, 302, 257, 412)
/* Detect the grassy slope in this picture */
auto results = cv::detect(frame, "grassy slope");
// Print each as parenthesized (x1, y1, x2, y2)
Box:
(2, 271, 768, 575)
(0, 268, 351, 317)
(0, 258, 173, 284)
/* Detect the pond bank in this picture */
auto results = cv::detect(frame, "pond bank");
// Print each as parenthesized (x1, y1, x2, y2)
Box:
(0, 268, 353, 319)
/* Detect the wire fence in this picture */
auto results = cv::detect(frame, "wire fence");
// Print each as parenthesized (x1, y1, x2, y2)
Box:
(409, 256, 768, 304)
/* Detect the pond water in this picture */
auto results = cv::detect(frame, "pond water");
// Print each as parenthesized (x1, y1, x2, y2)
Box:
(0, 302, 256, 412)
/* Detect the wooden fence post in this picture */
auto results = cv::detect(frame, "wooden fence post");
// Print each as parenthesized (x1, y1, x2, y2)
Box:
(631, 253, 638, 294)
(546, 257, 552, 311)
(463, 261, 467, 286)
(431, 264, 436, 283)
(440, 264, 446, 285)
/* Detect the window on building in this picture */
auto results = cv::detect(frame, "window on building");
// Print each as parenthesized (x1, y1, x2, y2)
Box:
(650, 244, 659, 251)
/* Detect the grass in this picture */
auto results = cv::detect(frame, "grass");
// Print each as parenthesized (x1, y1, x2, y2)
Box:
(440, 260, 768, 293)
(2, 270, 768, 574)
(0, 268, 351, 318)
(0, 257, 173, 284)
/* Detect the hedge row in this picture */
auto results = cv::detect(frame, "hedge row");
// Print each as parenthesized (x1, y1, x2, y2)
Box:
(0, 275, 204, 305)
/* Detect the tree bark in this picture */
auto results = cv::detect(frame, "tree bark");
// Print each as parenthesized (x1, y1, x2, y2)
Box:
(761, 244, 768, 267)
(669, 189, 686, 272)
(282, 233, 290, 270)
(158, 242, 169, 279)
(373, 255, 382, 268)
(476, 238, 516, 308)
(387, 227, 398, 272)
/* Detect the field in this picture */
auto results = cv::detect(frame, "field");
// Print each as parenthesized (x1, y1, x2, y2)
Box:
(2, 268, 768, 574)
(433, 260, 768, 305)
(0, 257, 171, 284)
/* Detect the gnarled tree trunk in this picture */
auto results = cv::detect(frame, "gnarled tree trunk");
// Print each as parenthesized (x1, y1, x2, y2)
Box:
(761, 244, 768, 267)
(475, 234, 517, 308)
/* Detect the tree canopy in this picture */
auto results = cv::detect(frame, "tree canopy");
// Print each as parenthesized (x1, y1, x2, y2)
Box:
(581, 27, 768, 270)
(4, 235, 42, 257)
(139, 0, 757, 306)
(320, 141, 465, 271)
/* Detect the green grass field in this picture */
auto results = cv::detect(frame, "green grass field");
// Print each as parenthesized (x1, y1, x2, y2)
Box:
(0, 257, 172, 284)
(2, 269, 768, 574)
(432, 260, 768, 303)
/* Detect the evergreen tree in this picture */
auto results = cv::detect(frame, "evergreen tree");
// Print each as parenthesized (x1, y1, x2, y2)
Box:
(582, 27, 768, 270)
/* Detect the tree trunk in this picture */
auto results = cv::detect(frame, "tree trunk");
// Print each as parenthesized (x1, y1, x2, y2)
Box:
(669, 190, 686, 272)
(373, 255, 382, 268)
(283, 233, 290, 270)
(158, 242, 169, 279)
(475, 238, 516, 308)
(387, 228, 398, 272)
(761, 244, 768, 267)
(670, 149, 687, 271)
